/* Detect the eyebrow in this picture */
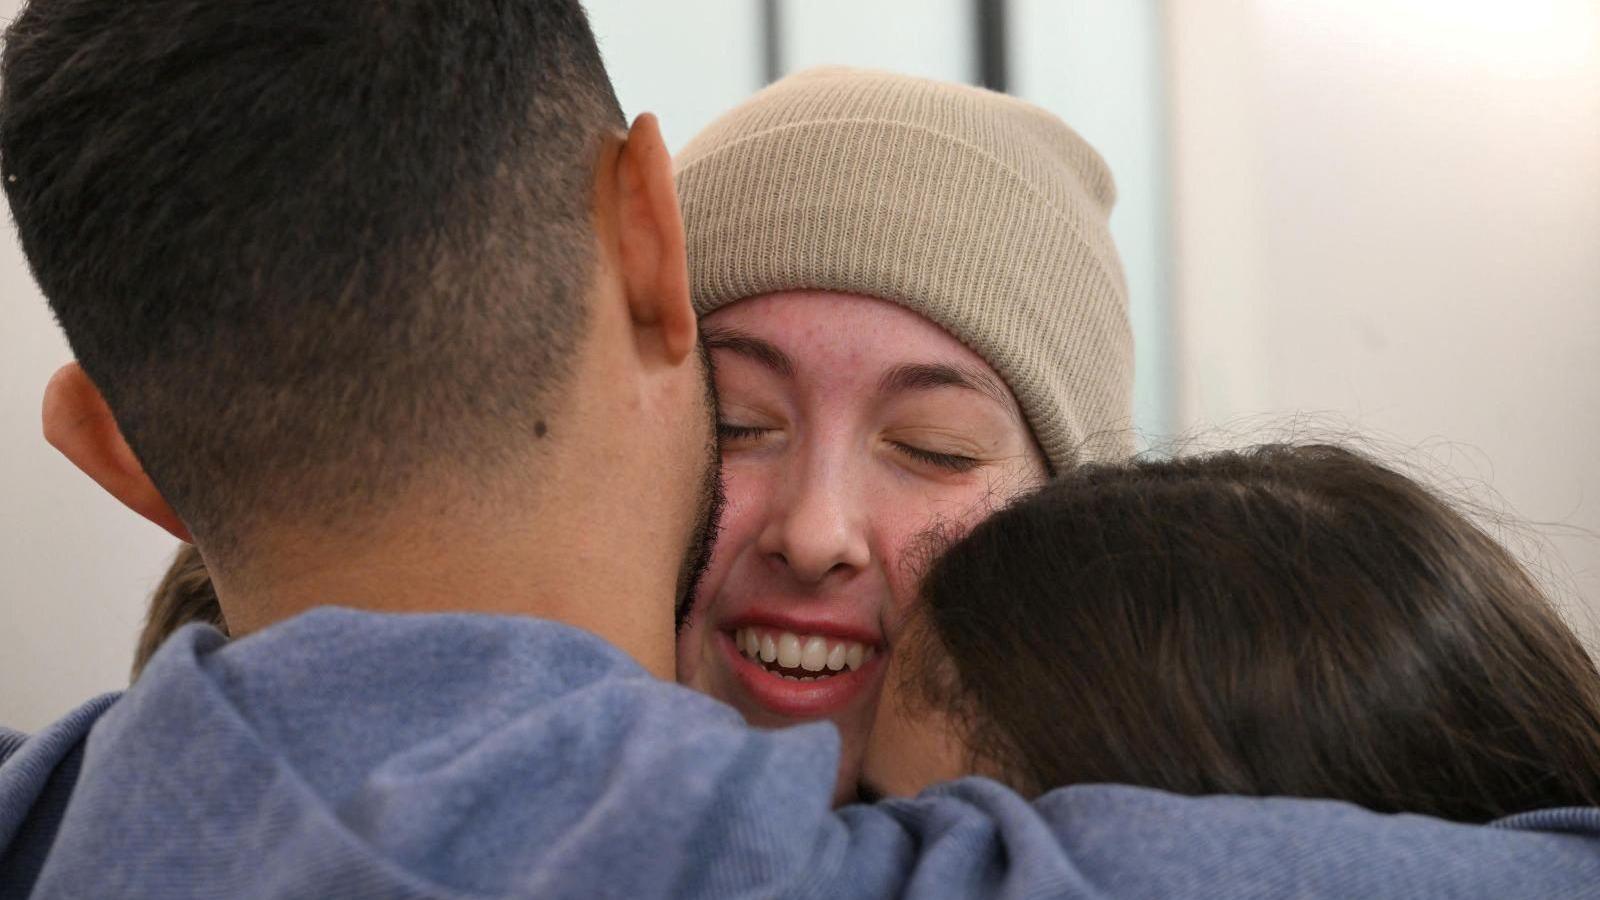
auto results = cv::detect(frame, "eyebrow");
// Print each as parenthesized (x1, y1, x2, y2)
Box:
(702, 326, 795, 378)
(702, 326, 1016, 416)
(878, 362, 1013, 411)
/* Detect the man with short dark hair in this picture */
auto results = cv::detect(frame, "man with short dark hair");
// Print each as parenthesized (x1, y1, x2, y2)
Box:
(0, 0, 718, 645)
(1, 1, 1598, 897)
(1, 1, 724, 891)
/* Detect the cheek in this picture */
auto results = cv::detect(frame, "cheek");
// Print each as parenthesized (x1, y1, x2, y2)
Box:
(675, 460, 771, 682)
(865, 660, 971, 797)
(707, 457, 773, 575)
(876, 477, 1032, 621)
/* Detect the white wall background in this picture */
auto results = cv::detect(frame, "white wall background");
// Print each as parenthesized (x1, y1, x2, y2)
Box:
(1168, 0, 1600, 637)
(1012, 0, 1173, 437)
(4, 0, 1596, 728)
(585, 0, 762, 153)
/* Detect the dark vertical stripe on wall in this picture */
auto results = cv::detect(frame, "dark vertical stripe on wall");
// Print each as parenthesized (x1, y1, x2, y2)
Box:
(975, 0, 1009, 92)
(761, 0, 784, 84)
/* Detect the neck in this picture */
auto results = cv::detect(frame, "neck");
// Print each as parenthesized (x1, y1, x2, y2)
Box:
(212, 453, 680, 680)
(203, 271, 709, 681)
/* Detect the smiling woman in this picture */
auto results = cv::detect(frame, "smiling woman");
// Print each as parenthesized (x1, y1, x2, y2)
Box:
(681, 295, 1050, 779)
(673, 67, 1133, 801)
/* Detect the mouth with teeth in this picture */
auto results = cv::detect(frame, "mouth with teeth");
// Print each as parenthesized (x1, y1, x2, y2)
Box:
(730, 627, 877, 682)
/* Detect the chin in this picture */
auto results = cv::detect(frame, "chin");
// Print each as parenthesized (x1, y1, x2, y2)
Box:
(679, 620, 885, 806)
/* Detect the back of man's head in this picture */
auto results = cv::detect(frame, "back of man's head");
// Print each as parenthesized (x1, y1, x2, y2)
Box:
(1, 0, 624, 559)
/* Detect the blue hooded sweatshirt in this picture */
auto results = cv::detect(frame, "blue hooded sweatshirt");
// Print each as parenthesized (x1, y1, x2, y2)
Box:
(3, 608, 1598, 898)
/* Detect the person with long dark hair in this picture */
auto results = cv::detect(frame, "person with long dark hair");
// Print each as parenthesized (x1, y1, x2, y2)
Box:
(865, 443, 1600, 823)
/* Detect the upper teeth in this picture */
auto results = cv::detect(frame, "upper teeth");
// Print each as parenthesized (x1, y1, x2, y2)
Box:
(734, 627, 875, 674)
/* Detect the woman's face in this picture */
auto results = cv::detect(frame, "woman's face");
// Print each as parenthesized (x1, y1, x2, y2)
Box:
(676, 291, 1047, 801)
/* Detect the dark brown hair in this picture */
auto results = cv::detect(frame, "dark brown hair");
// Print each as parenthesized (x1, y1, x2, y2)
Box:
(907, 443, 1600, 822)
(132, 545, 225, 681)
(1, 0, 624, 560)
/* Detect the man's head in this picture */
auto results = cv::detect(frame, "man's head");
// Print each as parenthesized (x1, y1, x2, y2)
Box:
(4, 0, 716, 670)
(3, 0, 622, 550)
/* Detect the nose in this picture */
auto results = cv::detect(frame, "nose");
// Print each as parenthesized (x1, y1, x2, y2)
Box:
(757, 462, 871, 586)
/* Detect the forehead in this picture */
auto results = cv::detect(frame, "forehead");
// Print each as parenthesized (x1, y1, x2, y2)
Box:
(703, 291, 1001, 385)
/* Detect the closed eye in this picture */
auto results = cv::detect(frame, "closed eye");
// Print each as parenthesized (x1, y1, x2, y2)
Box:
(892, 442, 979, 473)
(717, 422, 771, 442)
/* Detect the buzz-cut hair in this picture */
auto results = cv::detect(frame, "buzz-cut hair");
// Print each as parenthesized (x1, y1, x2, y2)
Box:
(1, 0, 625, 556)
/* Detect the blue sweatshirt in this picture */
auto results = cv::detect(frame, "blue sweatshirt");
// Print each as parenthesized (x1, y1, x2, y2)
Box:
(3, 608, 1598, 898)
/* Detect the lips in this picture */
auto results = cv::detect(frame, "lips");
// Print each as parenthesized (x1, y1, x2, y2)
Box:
(716, 622, 884, 719)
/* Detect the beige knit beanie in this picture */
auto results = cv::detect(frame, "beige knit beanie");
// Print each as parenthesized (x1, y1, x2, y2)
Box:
(675, 66, 1134, 472)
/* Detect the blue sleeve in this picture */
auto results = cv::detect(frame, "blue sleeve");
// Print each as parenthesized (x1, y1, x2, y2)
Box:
(0, 728, 27, 766)
(27, 610, 1600, 899)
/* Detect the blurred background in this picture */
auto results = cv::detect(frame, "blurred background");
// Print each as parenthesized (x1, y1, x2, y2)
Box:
(2, 0, 1596, 729)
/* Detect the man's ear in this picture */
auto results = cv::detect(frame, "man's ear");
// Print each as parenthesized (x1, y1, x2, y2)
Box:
(42, 362, 193, 542)
(612, 113, 696, 364)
